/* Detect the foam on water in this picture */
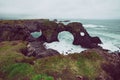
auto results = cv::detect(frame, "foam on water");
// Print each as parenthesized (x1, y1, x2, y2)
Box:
(83, 24, 120, 52)
(44, 31, 86, 55)
(83, 24, 106, 28)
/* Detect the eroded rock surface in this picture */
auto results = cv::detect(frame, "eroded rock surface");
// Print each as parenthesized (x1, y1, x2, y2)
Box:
(0, 19, 102, 48)
(23, 41, 60, 58)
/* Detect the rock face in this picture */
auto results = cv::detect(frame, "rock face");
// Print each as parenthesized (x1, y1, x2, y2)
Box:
(66, 22, 102, 48)
(26, 41, 60, 58)
(0, 19, 102, 48)
(0, 24, 30, 41)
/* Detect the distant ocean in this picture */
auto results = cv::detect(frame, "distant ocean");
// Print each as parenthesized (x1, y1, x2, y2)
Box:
(38, 19, 120, 54)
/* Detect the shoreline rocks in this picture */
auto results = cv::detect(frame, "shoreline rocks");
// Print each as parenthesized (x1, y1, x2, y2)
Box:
(21, 41, 60, 58)
(0, 19, 102, 48)
(0, 19, 103, 58)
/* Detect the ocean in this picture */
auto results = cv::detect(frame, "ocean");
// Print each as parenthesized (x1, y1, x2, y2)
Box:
(33, 19, 120, 54)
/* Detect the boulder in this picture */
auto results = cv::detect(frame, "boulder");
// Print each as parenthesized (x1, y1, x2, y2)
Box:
(36, 49, 60, 58)
(25, 41, 60, 58)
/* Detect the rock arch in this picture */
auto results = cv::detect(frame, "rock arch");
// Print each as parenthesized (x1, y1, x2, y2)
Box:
(37, 22, 102, 48)
(0, 20, 102, 48)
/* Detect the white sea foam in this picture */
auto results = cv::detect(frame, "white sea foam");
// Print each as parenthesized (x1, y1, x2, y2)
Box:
(99, 40, 120, 52)
(44, 41, 86, 55)
(83, 24, 105, 28)
(44, 31, 86, 55)
(86, 27, 120, 52)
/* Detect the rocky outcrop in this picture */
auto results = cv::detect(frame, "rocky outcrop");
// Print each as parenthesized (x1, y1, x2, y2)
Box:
(82, 49, 120, 80)
(0, 24, 30, 41)
(21, 41, 60, 58)
(66, 22, 102, 48)
(0, 19, 102, 48)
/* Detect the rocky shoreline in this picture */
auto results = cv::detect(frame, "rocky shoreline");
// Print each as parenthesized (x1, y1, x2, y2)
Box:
(0, 19, 102, 58)
(0, 19, 120, 80)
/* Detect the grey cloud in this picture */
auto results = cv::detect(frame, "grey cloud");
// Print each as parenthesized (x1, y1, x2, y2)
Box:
(0, 0, 120, 19)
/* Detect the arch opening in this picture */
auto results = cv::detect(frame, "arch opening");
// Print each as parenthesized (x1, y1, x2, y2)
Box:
(58, 31, 74, 43)
(31, 30, 42, 38)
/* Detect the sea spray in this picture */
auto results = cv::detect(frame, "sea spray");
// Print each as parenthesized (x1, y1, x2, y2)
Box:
(44, 31, 86, 55)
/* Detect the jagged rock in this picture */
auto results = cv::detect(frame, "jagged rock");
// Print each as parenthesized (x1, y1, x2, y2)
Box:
(66, 22, 102, 48)
(0, 19, 102, 48)
(0, 24, 30, 41)
(25, 41, 60, 58)
(26, 41, 46, 56)
(36, 49, 60, 58)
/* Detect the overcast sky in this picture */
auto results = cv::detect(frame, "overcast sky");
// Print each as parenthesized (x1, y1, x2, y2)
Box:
(0, 0, 120, 19)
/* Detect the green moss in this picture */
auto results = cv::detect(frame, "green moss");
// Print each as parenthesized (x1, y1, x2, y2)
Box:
(68, 52, 103, 79)
(33, 52, 103, 80)
(0, 41, 27, 71)
(0, 41, 105, 80)
(32, 74, 54, 80)
(2, 63, 34, 80)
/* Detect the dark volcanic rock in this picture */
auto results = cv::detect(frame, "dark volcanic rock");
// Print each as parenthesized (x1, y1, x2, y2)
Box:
(0, 24, 30, 41)
(25, 41, 60, 58)
(101, 53, 120, 80)
(0, 19, 102, 48)
(66, 22, 102, 48)
(36, 49, 60, 58)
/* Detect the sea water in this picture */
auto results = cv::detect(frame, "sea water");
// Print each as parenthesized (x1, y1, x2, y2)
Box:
(33, 19, 120, 54)
(78, 19, 120, 52)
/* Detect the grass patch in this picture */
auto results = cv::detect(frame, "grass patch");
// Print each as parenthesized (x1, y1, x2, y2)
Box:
(0, 41, 105, 80)
(68, 52, 103, 79)
(0, 41, 26, 68)
(2, 63, 34, 80)
(33, 52, 103, 80)
(32, 74, 54, 80)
